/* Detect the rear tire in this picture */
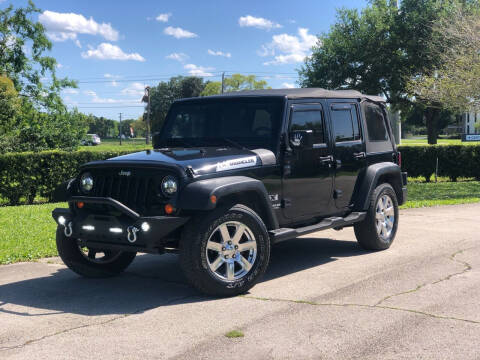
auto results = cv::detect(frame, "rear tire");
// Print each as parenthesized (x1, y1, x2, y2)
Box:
(180, 204, 270, 297)
(56, 227, 136, 278)
(354, 183, 399, 250)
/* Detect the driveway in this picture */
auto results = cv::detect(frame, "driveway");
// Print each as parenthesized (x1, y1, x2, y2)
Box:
(1, 204, 479, 359)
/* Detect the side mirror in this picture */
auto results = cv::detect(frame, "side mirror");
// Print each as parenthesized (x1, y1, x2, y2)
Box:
(290, 130, 314, 148)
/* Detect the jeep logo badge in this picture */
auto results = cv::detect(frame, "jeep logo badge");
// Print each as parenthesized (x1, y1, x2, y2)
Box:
(118, 170, 131, 176)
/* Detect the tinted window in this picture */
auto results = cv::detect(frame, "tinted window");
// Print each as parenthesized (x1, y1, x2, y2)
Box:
(158, 98, 283, 151)
(290, 110, 325, 144)
(331, 106, 360, 142)
(365, 104, 388, 141)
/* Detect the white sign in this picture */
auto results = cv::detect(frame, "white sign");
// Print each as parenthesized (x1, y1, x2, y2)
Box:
(216, 156, 257, 172)
(465, 134, 480, 141)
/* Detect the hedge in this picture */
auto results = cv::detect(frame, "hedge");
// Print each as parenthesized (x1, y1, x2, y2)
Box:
(1, 145, 480, 205)
(398, 145, 480, 182)
(0, 150, 137, 205)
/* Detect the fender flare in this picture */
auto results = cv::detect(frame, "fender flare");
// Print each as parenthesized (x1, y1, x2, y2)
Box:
(354, 162, 404, 211)
(177, 176, 279, 230)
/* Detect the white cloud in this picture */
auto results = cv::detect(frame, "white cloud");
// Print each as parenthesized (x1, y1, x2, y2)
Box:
(121, 82, 145, 97)
(207, 49, 231, 58)
(56, 63, 63, 69)
(84, 90, 136, 104)
(184, 64, 214, 77)
(156, 13, 171, 22)
(282, 82, 296, 89)
(81, 43, 145, 61)
(164, 26, 198, 39)
(39, 10, 119, 44)
(166, 52, 189, 62)
(261, 28, 317, 65)
(74, 39, 82, 48)
(238, 15, 281, 30)
(104, 73, 120, 79)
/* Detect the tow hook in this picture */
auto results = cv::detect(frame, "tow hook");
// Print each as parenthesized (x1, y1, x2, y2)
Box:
(127, 226, 139, 243)
(64, 221, 73, 237)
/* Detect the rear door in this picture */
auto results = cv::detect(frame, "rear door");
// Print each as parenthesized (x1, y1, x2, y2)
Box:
(329, 102, 367, 210)
(282, 103, 334, 220)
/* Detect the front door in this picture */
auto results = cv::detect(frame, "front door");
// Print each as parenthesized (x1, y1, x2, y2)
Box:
(282, 103, 334, 220)
(329, 102, 367, 209)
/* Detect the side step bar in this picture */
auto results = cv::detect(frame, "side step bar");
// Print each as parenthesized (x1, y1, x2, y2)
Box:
(269, 212, 366, 243)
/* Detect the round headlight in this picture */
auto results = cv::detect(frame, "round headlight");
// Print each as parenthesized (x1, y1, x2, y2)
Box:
(80, 172, 94, 193)
(161, 176, 178, 196)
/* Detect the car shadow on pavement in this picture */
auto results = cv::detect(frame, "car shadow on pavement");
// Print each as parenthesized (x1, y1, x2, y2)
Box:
(0, 237, 366, 317)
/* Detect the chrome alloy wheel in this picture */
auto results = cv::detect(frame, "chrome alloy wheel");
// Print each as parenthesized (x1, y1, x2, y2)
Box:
(375, 194, 395, 241)
(205, 221, 257, 281)
(78, 243, 123, 264)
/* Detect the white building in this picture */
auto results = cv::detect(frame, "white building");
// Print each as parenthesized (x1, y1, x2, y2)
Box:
(463, 111, 479, 134)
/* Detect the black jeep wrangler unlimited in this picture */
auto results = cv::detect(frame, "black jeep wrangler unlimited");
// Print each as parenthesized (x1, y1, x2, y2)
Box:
(53, 89, 407, 296)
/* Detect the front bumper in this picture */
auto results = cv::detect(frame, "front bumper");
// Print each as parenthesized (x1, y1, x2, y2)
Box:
(52, 196, 189, 253)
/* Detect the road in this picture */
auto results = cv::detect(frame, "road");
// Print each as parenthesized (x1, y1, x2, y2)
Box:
(0, 204, 479, 359)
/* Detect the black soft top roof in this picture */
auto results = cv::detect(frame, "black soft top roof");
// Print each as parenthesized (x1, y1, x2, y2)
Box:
(177, 88, 385, 103)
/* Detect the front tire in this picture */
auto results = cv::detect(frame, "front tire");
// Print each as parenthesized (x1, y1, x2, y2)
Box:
(56, 227, 136, 278)
(354, 183, 399, 250)
(180, 204, 271, 297)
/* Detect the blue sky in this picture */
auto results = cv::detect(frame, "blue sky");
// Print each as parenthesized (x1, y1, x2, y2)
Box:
(6, 0, 367, 120)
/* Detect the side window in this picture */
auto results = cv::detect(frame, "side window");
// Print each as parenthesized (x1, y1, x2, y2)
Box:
(331, 105, 361, 142)
(290, 110, 325, 144)
(364, 104, 388, 141)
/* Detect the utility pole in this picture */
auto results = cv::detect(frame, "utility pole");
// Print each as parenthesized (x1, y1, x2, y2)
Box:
(142, 86, 151, 145)
(221, 72, 225, 94)
(119, 112, 122, 145)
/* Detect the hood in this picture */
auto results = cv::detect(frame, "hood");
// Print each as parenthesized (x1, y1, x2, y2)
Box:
(106, 147, 276, 176)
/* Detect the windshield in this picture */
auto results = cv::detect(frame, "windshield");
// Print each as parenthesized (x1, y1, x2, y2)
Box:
(156, 97, 284, 151)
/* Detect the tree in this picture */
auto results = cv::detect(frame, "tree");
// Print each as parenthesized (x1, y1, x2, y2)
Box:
(300, 0, 475, 144)
(131, 116, 147, 137)
(200, 74, 270, 96)
(0, 1, 76, 111)
(0, 76, 20, 134)
(150, 76, 206, 133)
(406, 5, 480, 113)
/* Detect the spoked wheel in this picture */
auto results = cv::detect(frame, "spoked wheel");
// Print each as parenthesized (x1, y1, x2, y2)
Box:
(205, 221, 258, 281)
(56, 226, 136, 278)
(180, 204, 270, 297)
(375, 194, 395, 241)
(354, 183, 399, 250)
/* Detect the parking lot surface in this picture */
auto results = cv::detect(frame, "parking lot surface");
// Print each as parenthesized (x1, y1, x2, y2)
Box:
(1, 203, 479, 359)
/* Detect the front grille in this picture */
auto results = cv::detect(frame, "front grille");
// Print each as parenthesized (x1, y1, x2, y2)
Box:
(93, 174, 155, 214)
(82, 168, 172, 215)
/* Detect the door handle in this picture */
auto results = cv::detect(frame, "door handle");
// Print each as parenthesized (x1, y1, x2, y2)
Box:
(319, 155, 334, 165)
(353, 152, 366, 160)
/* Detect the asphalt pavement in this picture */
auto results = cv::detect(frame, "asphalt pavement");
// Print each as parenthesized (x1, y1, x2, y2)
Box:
(0, 203, 479, 359)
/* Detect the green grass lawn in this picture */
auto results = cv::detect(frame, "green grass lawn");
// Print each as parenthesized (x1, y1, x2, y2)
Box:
(0, 202, 62, 264)
(400, 138, 477, 146)
(79, 138, 152, 153)
(1, 181, 479, 265)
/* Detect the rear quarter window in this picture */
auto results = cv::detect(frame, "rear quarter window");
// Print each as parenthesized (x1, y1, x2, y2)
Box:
(362, 103, 393, 154)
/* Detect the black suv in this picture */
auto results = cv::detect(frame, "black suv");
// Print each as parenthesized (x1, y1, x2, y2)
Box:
(53, 89, 407, 296)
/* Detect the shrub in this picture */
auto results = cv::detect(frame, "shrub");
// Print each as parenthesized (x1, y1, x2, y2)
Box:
(398, 145, 480, 182)
(0, 150, 136, 205)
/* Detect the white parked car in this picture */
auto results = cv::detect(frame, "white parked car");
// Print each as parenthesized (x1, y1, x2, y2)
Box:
(81, 134, 101, 146)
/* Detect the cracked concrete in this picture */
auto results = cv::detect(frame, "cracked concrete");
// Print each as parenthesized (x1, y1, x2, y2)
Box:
(1, 203, 480, 359)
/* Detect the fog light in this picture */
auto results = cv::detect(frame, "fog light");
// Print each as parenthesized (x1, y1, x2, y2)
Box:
(58, 216, 66, 225)
(109, 227, 122, 233)
(141, 222, 150, 232)
(82, 225, 95, 231)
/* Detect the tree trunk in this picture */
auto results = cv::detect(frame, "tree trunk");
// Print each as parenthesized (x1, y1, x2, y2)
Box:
(425, 107, 439, 145)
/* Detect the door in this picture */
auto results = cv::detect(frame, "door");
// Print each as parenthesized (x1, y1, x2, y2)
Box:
(282, 103, 334, 220)
(329, 103, 367, 209)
